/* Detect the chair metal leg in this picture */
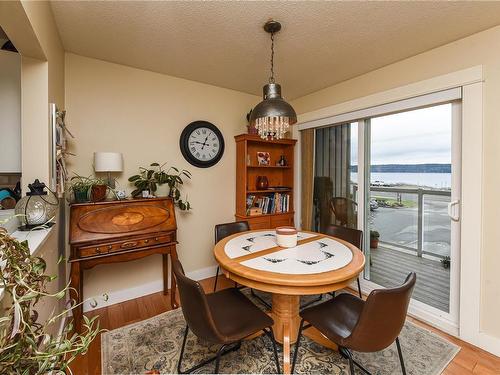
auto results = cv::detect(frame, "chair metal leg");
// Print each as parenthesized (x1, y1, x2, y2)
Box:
(396, 337, 407, 375)
(340, 347, 372, 375)
(347, 352, 355, 375)
(264, 328, 281, 374)
(177, 325, 190, 374)
(357, 277, 363, 298)
(291, 318, 306, 374)
(178, 325, 241, 374)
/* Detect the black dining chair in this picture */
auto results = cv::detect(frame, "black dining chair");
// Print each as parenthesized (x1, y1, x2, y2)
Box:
(173, 260, 281, 374)
(213, 221, 250, 292)
(292, 273, 416, 375)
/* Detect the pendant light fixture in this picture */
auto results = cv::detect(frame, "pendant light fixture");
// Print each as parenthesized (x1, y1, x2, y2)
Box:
(250, 20, 297, 140)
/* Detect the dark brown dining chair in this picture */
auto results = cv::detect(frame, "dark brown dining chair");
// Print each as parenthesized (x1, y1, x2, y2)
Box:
(292, 273, 417, 375)
(173, 260, 280, 374)
(324, 224, 363, 298)
(213, 221, 250, 292)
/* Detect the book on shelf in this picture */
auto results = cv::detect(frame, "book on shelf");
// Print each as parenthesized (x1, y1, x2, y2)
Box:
(246, 192, 291, 215)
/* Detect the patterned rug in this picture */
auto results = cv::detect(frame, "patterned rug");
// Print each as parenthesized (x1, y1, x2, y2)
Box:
(101, 294, 459, 374)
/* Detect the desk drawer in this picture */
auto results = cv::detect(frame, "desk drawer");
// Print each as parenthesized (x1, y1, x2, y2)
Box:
(77, 232, 175, 258)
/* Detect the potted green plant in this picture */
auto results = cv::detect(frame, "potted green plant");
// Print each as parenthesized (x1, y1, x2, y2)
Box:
(89, 177, 108, 202)
(441, 256, 451, 269)
(0, 227, 103, 373)
(67, 175, 109, 203)
(67, 175, 93, 203)
(370, 230, 380, 249)
(128, 162, 192, 210)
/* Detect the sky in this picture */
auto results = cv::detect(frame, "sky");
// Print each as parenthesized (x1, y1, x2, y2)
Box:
(350, 103, 452, 165)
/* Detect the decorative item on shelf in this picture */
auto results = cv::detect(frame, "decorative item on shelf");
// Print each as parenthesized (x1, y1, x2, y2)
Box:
(276, 226, 298, 248)
(257, 151, 271, 166)
(249, 207, 263, 216)
(14, 179, 58, 230)
(277, 155, 287, 166)
(370, 230, 380, 249)
(50, 104, 74, 198)
(94, 152, 123, 189)
(115, 190, 127, 200)
(128, 162, 192, 210)
(249, 20, 297, 140)
(256, 176, 269, 190)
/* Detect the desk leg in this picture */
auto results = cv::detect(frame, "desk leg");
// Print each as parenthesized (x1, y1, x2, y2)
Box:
(271, 294, 300, 374)
(69, 261, 83, 333)
(168, 247, 179, 309)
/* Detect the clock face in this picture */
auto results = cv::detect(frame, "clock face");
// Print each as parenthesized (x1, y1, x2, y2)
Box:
(180, 121, 225, 168)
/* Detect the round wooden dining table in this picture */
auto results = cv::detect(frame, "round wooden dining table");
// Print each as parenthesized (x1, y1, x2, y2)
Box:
(213, 229, 365, 374)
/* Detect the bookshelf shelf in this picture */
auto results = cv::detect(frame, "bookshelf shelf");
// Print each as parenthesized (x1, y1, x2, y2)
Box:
(246, 165, 292, 169)
(247, 189, 292, 194)
(235, 134, 297, 230)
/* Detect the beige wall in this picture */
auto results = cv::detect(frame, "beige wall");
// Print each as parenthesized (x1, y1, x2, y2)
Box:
(292, 25, 500, 339)
(64, 53, 258, 304)
(0, 0, 65, 335)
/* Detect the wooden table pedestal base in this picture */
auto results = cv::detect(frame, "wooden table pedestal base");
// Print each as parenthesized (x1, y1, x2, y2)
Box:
(269, 293, 338, 374)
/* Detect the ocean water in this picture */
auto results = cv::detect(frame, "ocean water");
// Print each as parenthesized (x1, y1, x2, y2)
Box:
(351, 172, 451, 188)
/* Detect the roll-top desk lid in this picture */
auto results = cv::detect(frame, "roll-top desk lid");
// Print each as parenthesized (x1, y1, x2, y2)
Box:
(69, 197, 177, 245)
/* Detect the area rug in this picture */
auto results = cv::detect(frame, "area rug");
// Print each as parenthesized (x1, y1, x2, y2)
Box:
(101, 305, 459, 374)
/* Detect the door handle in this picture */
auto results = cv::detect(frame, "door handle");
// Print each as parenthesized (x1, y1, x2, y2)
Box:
(447, 199, 460, 222)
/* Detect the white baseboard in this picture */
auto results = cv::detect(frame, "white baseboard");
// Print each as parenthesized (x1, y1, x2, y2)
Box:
(83, 265, 218, 312)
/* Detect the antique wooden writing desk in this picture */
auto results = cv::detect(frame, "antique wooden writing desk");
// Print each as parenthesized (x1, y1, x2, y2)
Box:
(69, 197, 179, 332)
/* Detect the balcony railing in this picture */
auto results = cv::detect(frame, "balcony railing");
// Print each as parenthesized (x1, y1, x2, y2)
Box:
(369, 186, 451, 259)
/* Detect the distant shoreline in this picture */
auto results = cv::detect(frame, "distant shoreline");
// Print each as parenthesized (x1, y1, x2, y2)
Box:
(351, 163, 451, 173)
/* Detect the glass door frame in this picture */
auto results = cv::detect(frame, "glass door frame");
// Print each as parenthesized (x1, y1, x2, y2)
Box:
(355, 102, 462, 333)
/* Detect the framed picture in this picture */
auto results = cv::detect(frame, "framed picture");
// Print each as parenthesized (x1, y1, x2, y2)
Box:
(257, 151, 271, 166)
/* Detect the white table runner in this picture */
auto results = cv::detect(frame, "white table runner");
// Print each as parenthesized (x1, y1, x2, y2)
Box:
(224, 231, 353, 275)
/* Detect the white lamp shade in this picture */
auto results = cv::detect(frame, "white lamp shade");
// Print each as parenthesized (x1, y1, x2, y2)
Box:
(94, 152, 123, 172)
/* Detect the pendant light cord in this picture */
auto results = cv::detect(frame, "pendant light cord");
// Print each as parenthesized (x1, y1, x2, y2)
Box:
(269, 32, 275, 84)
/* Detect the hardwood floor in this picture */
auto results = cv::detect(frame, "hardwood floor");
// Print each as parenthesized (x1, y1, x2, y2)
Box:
(70, 276, 500, 375)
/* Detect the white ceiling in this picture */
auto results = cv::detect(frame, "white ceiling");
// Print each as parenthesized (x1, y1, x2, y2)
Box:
(51, 1, 500, 100)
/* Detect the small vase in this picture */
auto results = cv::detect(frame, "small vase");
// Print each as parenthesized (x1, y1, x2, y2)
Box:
(256, 176, 269, 190)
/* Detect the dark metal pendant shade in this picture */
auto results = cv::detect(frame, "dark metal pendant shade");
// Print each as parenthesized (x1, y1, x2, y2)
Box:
(249, 83, 297, 125)
(250, 20, 296, 139)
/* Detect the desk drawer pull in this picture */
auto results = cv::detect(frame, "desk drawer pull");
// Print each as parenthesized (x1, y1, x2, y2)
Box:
(121, 241, 138, 248)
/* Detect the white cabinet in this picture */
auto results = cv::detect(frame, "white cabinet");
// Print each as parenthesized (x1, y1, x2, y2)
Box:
(0, 50, 21, 173)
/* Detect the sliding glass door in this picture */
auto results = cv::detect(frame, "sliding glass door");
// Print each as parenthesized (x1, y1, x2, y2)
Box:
(307, 99, 461, 327)
(362, 103, 459, 317)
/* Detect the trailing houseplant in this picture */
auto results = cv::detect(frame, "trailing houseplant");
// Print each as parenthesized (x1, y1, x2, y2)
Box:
(0, 227, 104, 374)
(128, 163, 192, 210)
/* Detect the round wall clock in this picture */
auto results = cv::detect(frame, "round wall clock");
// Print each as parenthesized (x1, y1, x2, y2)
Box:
(179, 121, 225, 168)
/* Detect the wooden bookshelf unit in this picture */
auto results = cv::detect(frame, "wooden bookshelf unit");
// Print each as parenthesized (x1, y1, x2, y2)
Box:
(235, 134, 297, 229)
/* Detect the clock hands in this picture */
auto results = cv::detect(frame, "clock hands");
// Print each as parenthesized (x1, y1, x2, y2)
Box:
(201, 135, 210, 150)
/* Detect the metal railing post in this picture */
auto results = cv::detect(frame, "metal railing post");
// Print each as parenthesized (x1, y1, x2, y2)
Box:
(417, 189, 424, 257)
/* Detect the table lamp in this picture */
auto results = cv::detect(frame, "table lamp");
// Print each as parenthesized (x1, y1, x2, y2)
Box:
(94, 152, 123, 189)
